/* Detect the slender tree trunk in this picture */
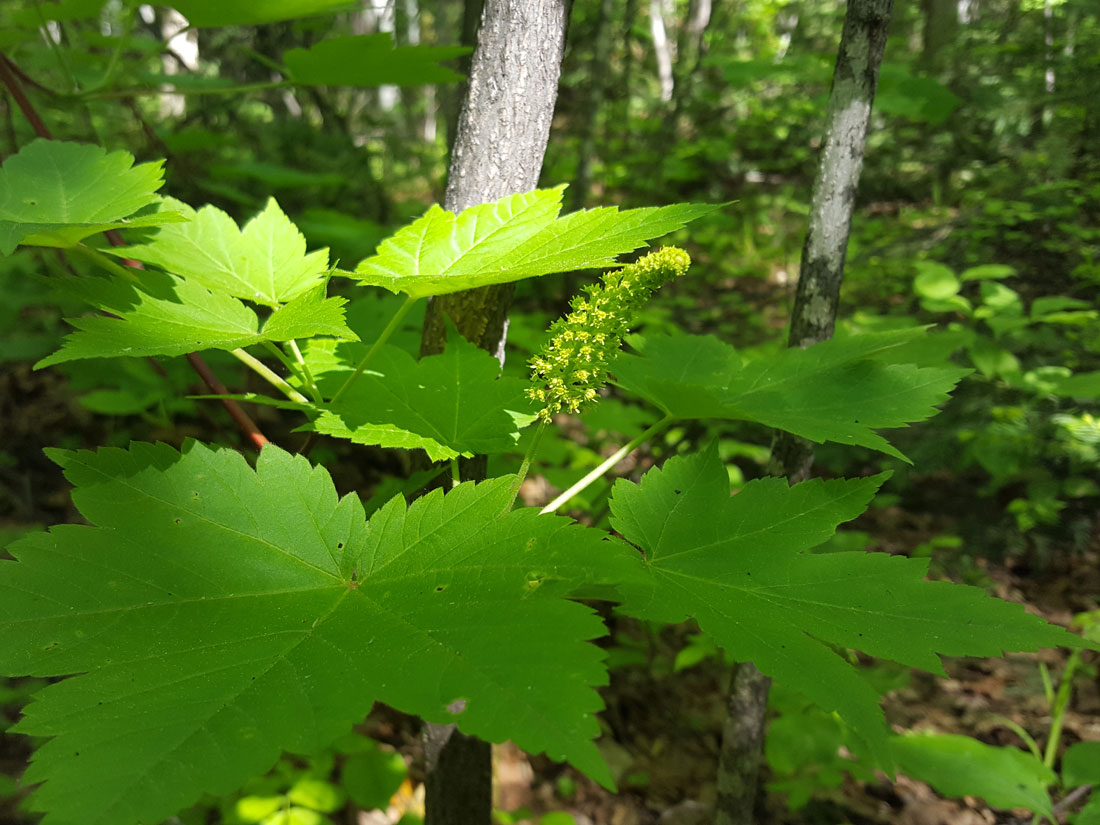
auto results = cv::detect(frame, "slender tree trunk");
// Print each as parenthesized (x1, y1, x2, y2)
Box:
(713, 2, 893, 823)
(919, 0, 957, 74)
(418, 3, 569, 824)
(658, 0, 711, 177)
(568, 0, 614, 212)
(612, 0, 639, 150)
(650, 0, 674, 102)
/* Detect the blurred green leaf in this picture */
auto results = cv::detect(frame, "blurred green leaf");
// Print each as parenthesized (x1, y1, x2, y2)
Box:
(171, 0, 353, 26)
(1062, 742, 1100, 787)
(284, 35, 472, 87)
(341, 743, 407, 810)
(287, 777, 344, 813)
(960, 264, 1016, 282)
(893, 733, 1055, 816)
(237, 795, 285, 823)
(913, 263, 960, 300)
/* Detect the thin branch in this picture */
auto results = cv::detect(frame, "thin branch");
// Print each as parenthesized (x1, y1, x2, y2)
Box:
(0, 51, 52, 138)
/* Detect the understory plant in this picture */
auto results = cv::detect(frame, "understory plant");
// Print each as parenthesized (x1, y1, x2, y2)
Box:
(0, 138, 1095, 825)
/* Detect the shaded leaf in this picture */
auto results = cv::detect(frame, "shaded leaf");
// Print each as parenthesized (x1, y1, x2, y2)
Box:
(609, 447, 1084, 765)
(611, 329, 969, 461)
(1063, 741, 1100, 787)
(310, 327, 538, 460)
(893, 733, 1055, 816)
(0, 442, 633, 825)
(284, 35, 471, 87)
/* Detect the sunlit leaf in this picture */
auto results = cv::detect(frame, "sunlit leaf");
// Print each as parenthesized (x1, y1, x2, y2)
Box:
(37, 271, 354, 367)
(0, 140, 176, 255)
(351, 187, 718, 298)
(112, 198, 330, 307)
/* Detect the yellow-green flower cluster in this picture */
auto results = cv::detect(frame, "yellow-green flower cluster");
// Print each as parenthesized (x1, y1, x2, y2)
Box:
(527, 247, 691, 422)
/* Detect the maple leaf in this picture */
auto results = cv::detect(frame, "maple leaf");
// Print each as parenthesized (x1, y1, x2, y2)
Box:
(111, 197, 330, 307)
(0, 140, 180, 255)
(609, 446, 1085, 765)
(308, 327, 538, 460)
(36, 273, 355, 367)
(0, 442, 637, 825)
(351, 186, 718, 298)
(611, 328, 970, 460)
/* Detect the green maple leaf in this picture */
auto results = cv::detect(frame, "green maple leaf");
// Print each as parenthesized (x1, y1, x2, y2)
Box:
(611, 328, 970, 460)
(0, 442, 634, 825)
(37, 272, 355, 367)
(309, 328, 538, 460)
(609, 447, 1083, 765)
(283, 35, 472, 86)
(112, 197, 330, 307)
(351, 186, 719, 298)
(0, 140, 181, 255)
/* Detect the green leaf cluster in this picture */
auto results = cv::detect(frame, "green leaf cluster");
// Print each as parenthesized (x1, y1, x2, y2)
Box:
(0, 441, 1083, 824)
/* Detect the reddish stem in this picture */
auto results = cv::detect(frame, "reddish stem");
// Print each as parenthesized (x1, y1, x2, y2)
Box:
(185, 354, 269, 449)
(0, 52, 51, 139)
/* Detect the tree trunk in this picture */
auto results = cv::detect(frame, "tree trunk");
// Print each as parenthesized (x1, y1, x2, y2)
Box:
(649, 0, 674, 102)
(713, 2, 893, 823)
(919, 0, 957, 74)
(568, 0, 614, 212)
(418, 3, 569, 824)
(658, 0, 712, 176)
(611, 0, 639, 150)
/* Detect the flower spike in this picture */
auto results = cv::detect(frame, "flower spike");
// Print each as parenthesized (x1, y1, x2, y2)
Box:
(527, 247, 691, 422)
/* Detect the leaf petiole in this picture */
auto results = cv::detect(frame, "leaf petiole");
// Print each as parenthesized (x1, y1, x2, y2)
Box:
(286, 339, 323, 403)
(502, 419, 549, 514)
(231, 348, 310, 404)
(540, 415, 676, 514)
(328, 294, 419, 405)
(71, 245, 140, 281)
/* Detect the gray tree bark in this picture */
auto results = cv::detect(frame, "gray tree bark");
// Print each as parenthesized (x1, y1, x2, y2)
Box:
(418, 3, 569, 824)
(713, 2, 893, 823)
